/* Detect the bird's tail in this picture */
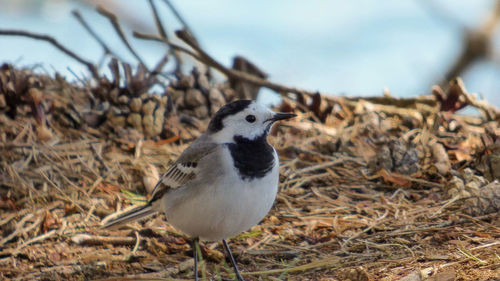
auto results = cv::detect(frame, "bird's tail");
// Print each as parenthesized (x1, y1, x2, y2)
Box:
(101, 204, 156, 229)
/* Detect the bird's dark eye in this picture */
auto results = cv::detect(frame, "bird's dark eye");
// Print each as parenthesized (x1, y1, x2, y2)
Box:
(245, 115, 256, 123)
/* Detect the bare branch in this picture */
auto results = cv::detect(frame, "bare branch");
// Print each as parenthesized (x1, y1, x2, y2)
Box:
(161, 0, 199, 47)
(148, 0, 168, 39)
(147, 0, 182, 75)
(96, 5, 149, 70)
(174, 29, 317, 97)
(72, 10, 123, 61)
(133, 31, 200, 60)
(135, 29, 447, 121)
(440, 0, 500, 85)
(135, 30, 321, 99)
(134, 31, 304, 96)
(0, 29, 98, 79)
(161, 0, 212, 77)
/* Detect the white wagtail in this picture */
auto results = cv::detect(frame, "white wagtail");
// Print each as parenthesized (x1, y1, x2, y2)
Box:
(102, 100, 296, 280)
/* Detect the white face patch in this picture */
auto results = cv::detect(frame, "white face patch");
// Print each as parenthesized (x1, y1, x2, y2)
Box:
(210, 102, 276, 143)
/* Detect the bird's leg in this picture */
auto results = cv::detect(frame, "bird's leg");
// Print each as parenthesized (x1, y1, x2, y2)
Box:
(222, 239, 245, 281)
(192, 237, 199, 281)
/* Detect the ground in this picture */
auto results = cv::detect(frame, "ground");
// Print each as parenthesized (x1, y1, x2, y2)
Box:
(1, 67, 500, 280)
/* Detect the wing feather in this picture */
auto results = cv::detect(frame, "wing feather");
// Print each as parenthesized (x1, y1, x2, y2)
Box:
(149, 135, 218, 203)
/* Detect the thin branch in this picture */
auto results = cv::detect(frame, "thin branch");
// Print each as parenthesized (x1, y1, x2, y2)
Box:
(161, 0, 211, 77)
(96, 5, 149, 70)
(135, 30, 326, 99)
(453, 77, 500, 120)
(161, 0, 199, 47)
(135, 31, 299, 95)
(0, 29, 98, 78)
(440, 0, 500, 84)
(148, 0, 168, 39)
(136, 30, 444, 120)
(174, 29, 317, 97)
(147, 0, 182, 75)
(133, 31, 199, 61)
(72, 10, 123, 61)
(151, 52, 171, 75)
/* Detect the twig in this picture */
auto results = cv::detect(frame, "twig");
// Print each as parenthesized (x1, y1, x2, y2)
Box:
(0, 208, 30, 228)
(148, 0, 168, 39)
(71, 233, 138, 246)
(161, 0, 212, 77)
(72, 10, 123, 61)
(133, 31, 199, 58)
(40, 172, 86, 214)
(147, 0, 182, 75)
(132, 231, 141, 254)
(139, 29, 442, 114)
(440, 0, 500, 83)
(243, 256, 341, 276)
(455, 78, 500, 120)
(458, 248, 487, 264)
(151, 52, 171, 75)
(100, 259, 193, 280)
(294, 159, 344, 175)
(96, 5, 149, 70)
(161, 0, 199, 47)
(12, 229, 57, 255)
(0, 213, 34, 246)
(134, 30, 319, 98)
(0, 29, 98, 78)
(90, 143, 111, 172)
(341, 209, 389, 246)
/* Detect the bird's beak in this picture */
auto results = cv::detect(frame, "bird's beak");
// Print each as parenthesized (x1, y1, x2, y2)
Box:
(269, 112, 297, 122)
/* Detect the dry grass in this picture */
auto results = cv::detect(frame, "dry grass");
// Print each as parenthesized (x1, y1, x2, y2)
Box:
(1, 67, 500, 281)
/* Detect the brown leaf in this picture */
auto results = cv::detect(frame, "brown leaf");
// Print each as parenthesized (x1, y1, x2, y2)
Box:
(49, 251, 63, 263)
(64, 203, 77, 216)
(155, 135, 180, 146)
(41, 210, 60, 234)
(432, 79, 468, 112)
(96, 183, 121, 194)
(376, 169, 412, 187)
(0, 197, 20, 211)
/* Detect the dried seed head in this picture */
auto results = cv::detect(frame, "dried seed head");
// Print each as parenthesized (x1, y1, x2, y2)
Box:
(28, 88, 43, 105)
(142, 114, 155, 137)
(109, 88, 120, 103)
(118, 95, 129, 104)
(208, 88, 225, 114)
(0, 94, 6, 108)
(130, 98, 142, 112)
(193, 105, 209, 118)
(184, 89, 204, 108)
(153, 107, 166, 136)
(127, 113, 143, 131)
(109, 116, 126, 128)
(197, 73, 210, 91)
(178, 75, 195, 89)
(142, 100, 156, 115)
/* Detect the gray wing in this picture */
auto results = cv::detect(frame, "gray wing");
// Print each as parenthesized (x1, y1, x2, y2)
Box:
(149, 134, 218, 203)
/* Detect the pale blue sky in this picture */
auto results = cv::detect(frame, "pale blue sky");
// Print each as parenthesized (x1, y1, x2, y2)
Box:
(0, 0, 499, 106)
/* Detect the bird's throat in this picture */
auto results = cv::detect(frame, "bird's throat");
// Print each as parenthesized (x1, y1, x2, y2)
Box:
(227, 134, 275, 181)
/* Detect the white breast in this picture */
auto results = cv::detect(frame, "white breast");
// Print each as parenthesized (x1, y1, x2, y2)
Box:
(160, 147, 280, 241)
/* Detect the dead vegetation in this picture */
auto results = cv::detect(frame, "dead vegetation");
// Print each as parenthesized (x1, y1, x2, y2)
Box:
(1, 1, 500, 280)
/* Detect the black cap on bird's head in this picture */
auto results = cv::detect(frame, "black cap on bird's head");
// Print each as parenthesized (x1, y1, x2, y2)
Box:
(208, 100, 253, 133)
(208, 100, 296, 143)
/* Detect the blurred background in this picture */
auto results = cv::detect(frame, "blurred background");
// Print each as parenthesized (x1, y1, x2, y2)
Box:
(0, 0, 499, 106)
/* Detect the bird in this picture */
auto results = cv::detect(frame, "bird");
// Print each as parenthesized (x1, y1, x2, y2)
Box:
(102, 99, 296, 281)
